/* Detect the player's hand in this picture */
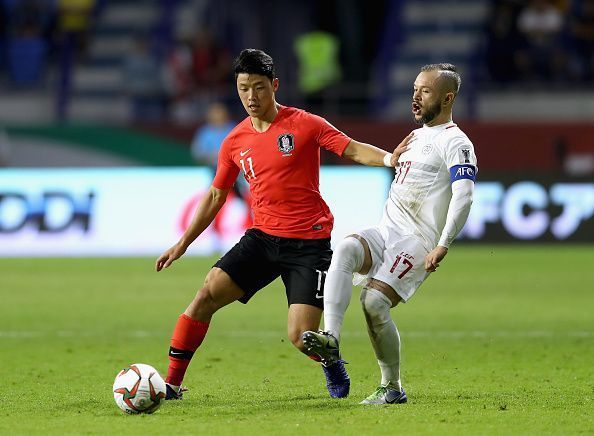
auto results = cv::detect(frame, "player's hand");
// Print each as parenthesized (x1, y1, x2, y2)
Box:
(391, 132, 414, 166)
(425, 246, 448, 272)
(156, 243, 187, 271)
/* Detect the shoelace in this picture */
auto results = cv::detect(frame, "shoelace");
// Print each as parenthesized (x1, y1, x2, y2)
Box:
(368, 387, 387, 399)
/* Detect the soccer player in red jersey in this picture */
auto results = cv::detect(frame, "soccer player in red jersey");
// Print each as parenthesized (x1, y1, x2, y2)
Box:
(156, 49, 406, 400)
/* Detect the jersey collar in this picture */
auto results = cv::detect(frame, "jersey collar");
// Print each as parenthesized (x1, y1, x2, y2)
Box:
(422, 120, 456, 132)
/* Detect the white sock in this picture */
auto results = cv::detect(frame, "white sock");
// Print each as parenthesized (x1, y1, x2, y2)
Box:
(323, 270, 352, 340)
(360, 287, 402, 391)
(323, 237, 364, 341)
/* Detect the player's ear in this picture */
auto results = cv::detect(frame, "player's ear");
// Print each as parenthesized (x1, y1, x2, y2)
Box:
(272, 77, 279, 92)
(443, 92, 455, 107)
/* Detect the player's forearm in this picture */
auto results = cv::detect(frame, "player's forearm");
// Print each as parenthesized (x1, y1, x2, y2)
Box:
(437, 180, 474, 248)
(342, 140, 390, 167)
(179, 186, 229, 248)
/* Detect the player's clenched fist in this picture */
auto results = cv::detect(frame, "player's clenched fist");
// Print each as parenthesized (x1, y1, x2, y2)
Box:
(424, 246, 448, 272)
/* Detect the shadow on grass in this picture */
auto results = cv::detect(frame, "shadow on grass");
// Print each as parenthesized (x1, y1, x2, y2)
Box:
(162, 392, 361, 415)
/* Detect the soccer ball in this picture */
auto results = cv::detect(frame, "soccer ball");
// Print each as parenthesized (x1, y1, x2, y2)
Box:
(113, 363, 166, 414)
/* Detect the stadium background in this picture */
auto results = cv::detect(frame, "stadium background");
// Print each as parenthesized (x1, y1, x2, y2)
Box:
(1, 0, 593, 254)
(1, 1, 593, 434)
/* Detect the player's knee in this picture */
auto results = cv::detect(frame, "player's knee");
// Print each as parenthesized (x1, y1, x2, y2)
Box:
(202, 268, 220, 290)
(360, 287, 392, 327)
(191, 271, 225, 316)
(188, 287, 217, 319)
(329, 236, 365, 273)
(194, 286, 213, 306)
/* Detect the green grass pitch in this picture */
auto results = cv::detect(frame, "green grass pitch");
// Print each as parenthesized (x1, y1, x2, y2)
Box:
(0, 245, 592, 435)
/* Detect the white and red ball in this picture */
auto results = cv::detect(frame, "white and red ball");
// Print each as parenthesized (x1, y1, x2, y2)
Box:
(113, 363, 166, 414)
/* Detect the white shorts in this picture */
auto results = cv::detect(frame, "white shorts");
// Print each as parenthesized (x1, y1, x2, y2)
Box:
(353, 227, 430, 302)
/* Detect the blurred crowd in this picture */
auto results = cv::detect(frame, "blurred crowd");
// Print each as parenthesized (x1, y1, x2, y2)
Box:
(121, 27, 233, 123)
(485, 0, 594, 85)
(1, 0, 593, 121)
(0, 0, 98, 85)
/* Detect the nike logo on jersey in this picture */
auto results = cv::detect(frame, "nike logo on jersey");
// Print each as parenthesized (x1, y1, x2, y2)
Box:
(240, 149, 252, 156)
(315, 293, 323, 299)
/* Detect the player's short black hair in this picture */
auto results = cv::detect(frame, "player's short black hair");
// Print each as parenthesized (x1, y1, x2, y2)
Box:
(421, 63, 461, 94)
(233, 49, 276, 81)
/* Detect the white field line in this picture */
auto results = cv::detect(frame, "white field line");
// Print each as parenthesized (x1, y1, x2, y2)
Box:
(0, 330, 592, 339)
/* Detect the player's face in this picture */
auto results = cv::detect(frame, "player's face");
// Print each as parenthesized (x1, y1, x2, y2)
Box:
(236, 73, 279, 119)
(412, 71, 443, 125)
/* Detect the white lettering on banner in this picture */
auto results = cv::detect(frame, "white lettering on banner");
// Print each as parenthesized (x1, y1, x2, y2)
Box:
(550, 184, 594, 239)
(503, 182, 549, 239)
(460, 181, 594, 240)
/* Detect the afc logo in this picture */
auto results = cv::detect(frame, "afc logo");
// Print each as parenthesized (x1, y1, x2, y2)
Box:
(450, 164, 477, 182)
(456, 166, 474, 178)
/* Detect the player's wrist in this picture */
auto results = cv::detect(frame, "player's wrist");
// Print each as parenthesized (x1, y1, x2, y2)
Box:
(177, 238, 192, 250)
(437, 241, 450, 250)
(383, 153, 393, 167)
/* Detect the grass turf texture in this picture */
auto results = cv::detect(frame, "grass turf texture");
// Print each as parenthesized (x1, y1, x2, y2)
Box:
(0, 245, 592, 435)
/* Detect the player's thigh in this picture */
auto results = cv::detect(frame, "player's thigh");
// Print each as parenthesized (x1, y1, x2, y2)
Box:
(213, 229, 281, 304)
(370, 234, 429, 303)
(344, 234, 373, 275)
(279, 237, 332, 309)
(353, 227, 387, 284)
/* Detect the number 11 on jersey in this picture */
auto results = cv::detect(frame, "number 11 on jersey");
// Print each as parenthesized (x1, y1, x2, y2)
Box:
(240, 157, 257, 179)
(395, 161, 411, 184)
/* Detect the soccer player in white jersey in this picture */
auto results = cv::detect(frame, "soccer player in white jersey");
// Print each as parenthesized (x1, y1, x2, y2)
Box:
(302, 63, 477, 404)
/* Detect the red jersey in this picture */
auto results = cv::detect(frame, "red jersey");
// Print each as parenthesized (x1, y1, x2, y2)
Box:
(212, 106, 351, 239)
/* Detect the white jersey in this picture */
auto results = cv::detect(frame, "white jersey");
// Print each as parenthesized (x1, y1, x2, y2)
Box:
(380, 121, 478, 250)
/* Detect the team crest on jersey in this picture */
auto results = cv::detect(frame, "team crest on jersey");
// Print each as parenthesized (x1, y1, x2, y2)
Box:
(277, 133, 294, 155)
(458, 148, 472, 164)
(422, 144, 433, 155)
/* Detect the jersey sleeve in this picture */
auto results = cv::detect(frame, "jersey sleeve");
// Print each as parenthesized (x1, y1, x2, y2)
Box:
(444, 135, 478, 183)
(312, 114, 351, 156)
(212, 137, 240, 190)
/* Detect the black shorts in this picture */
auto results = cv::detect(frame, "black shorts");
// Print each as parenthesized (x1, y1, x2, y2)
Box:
(213, 229, 332, 308)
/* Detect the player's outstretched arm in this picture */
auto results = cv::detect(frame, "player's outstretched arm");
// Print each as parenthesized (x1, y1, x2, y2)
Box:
(342, 132, 413, 167)
(425, 179, 474, 272)
(156, 186, 230, 271)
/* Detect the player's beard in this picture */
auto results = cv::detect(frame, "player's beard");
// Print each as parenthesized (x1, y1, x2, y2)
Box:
(414, 101, 441, 125)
